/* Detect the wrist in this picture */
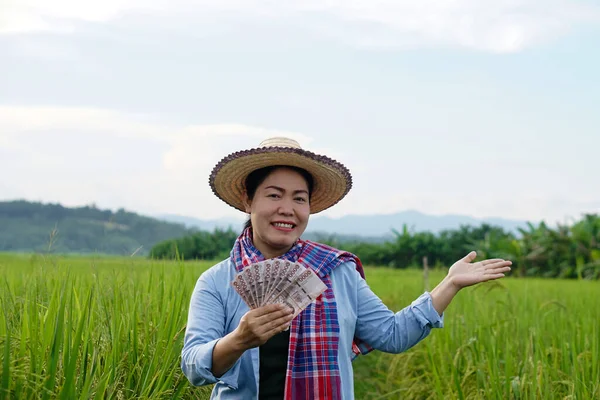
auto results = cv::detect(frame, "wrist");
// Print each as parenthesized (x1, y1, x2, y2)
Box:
(228, 328, 249, 353)
(430, 276, 461, 316)
(442, 275, 461, 294)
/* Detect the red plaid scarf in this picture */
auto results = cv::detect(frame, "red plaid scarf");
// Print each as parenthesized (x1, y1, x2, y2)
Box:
(231, 228, 373, 399)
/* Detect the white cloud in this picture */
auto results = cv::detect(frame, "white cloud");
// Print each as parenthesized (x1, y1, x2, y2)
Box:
(0, 106, 165, 139)
(291, 0, 598, 52)
(1, 0, 598, 52)
(162, 124, 313, 174)
(0, 106, 319, 218)
(1, 106, 597, 223)
(0, 133, 20, 150)
(0, 0, 163, 34)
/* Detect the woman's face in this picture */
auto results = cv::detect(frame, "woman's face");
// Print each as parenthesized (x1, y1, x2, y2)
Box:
(244, 167, 310, 259)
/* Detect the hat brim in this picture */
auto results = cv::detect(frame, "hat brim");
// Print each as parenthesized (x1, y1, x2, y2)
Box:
(209, 146, 352, 214)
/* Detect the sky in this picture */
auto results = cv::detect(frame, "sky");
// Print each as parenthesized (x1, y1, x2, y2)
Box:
(1, 0, 599, 225)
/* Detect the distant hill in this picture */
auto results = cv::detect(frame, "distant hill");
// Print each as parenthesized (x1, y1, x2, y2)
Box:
(0, 199, 532, 256)
(159, 213, 243, 232)
(0, 200, 195, 255)
(157, 213, 390, 243)
(158, 209, 531, 239)
(305, 210, 530, 237)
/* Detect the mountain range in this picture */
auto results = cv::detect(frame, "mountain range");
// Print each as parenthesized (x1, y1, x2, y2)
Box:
(158, 209, 531, 240)
(0, 199, 534, 254)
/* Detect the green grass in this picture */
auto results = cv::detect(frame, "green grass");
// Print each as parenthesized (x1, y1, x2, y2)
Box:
(0, 253, 598, 399)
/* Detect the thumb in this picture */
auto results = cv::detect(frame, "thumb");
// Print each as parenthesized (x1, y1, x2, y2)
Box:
(462, 251, 477, 263)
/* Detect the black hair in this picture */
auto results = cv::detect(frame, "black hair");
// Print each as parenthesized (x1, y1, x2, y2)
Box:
(243, 165, 314, 230)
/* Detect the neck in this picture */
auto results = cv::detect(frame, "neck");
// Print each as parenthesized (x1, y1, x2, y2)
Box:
(250, 230, 294, 260)
(256, 243, 293, 260)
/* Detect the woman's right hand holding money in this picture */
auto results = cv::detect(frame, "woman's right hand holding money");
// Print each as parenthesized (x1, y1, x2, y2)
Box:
(233, 304, 294, 350)
(211, 303, 294, 378)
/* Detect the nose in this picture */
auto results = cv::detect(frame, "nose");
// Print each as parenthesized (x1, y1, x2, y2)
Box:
(277, 198, 294, 216)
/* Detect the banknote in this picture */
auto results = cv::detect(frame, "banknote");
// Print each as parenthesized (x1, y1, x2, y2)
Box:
(264, 261, 303, 305)
(232, 270, 254, 308)
(231, 259, 327, 316)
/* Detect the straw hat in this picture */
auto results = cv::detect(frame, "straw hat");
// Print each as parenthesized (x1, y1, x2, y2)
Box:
(209, 137, 352, 214)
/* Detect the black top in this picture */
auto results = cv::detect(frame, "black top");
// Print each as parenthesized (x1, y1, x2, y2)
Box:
(259, 329, 290, 400)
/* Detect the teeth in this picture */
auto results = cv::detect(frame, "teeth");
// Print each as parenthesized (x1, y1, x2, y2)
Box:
(273, 223, 293, 229)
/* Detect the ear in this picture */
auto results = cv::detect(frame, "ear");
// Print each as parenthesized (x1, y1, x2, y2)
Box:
(242, 191, 252, 213)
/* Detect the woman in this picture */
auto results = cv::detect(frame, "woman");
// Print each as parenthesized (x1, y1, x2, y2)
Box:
(181, 137, 512, 399)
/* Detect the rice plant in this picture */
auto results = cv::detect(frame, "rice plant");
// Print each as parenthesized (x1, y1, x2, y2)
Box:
(1, 253, 598, 399)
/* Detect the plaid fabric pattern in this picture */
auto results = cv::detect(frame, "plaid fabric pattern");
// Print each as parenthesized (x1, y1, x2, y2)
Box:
(230, 228, 374, 400)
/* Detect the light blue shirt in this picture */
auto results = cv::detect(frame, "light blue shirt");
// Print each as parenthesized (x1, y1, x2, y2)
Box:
(181, 257, 445, 399)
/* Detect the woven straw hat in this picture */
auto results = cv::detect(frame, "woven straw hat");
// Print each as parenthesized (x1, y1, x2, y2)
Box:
(209, 137, 352, 214)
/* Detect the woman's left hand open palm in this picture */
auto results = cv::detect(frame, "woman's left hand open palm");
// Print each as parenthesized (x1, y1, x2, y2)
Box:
(448, 251, 512, 290)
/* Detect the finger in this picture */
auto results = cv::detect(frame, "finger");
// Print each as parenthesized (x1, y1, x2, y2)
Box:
(487, 266, 512, 275)
(481, 258, 505, 265)
(260, 312, 295, 336)
(461, 251, 477, 263)
(253, 303, 289, 317)
(484, 260, 512, 269)
(255, 305, 294, 324)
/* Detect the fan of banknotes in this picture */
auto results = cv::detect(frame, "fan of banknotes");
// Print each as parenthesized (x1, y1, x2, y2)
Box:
(231, 259, 327, 317)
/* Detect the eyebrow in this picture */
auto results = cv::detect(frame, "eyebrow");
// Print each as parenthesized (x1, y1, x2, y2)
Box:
(264, 185, 309, 195)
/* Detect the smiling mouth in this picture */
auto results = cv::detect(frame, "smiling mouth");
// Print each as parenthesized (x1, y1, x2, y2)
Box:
(272, 222, 295, 230)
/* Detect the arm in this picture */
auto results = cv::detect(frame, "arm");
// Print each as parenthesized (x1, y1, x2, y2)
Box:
(430, 251, 513, 315)
(181, 271, 240, 387)
(354, 251, 512, 354)
(354, 269, 443, 354)
(211, 305, 294, 377)
(356, 251, 512, 353)
(181, 269, 294, 386)
(429, 277, 459, 316)
(211, 332, 247, 378)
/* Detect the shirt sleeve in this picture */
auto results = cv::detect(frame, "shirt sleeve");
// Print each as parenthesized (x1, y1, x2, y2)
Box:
(180, 268, 241, 389)
(354, 268, 444, 354)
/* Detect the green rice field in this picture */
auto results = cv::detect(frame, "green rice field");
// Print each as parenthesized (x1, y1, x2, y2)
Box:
(1, 253, 598, 399)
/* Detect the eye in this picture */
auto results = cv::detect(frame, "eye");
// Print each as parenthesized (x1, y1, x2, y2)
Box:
(268, 193, 280, 199)
(295, 197, 308, 203)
